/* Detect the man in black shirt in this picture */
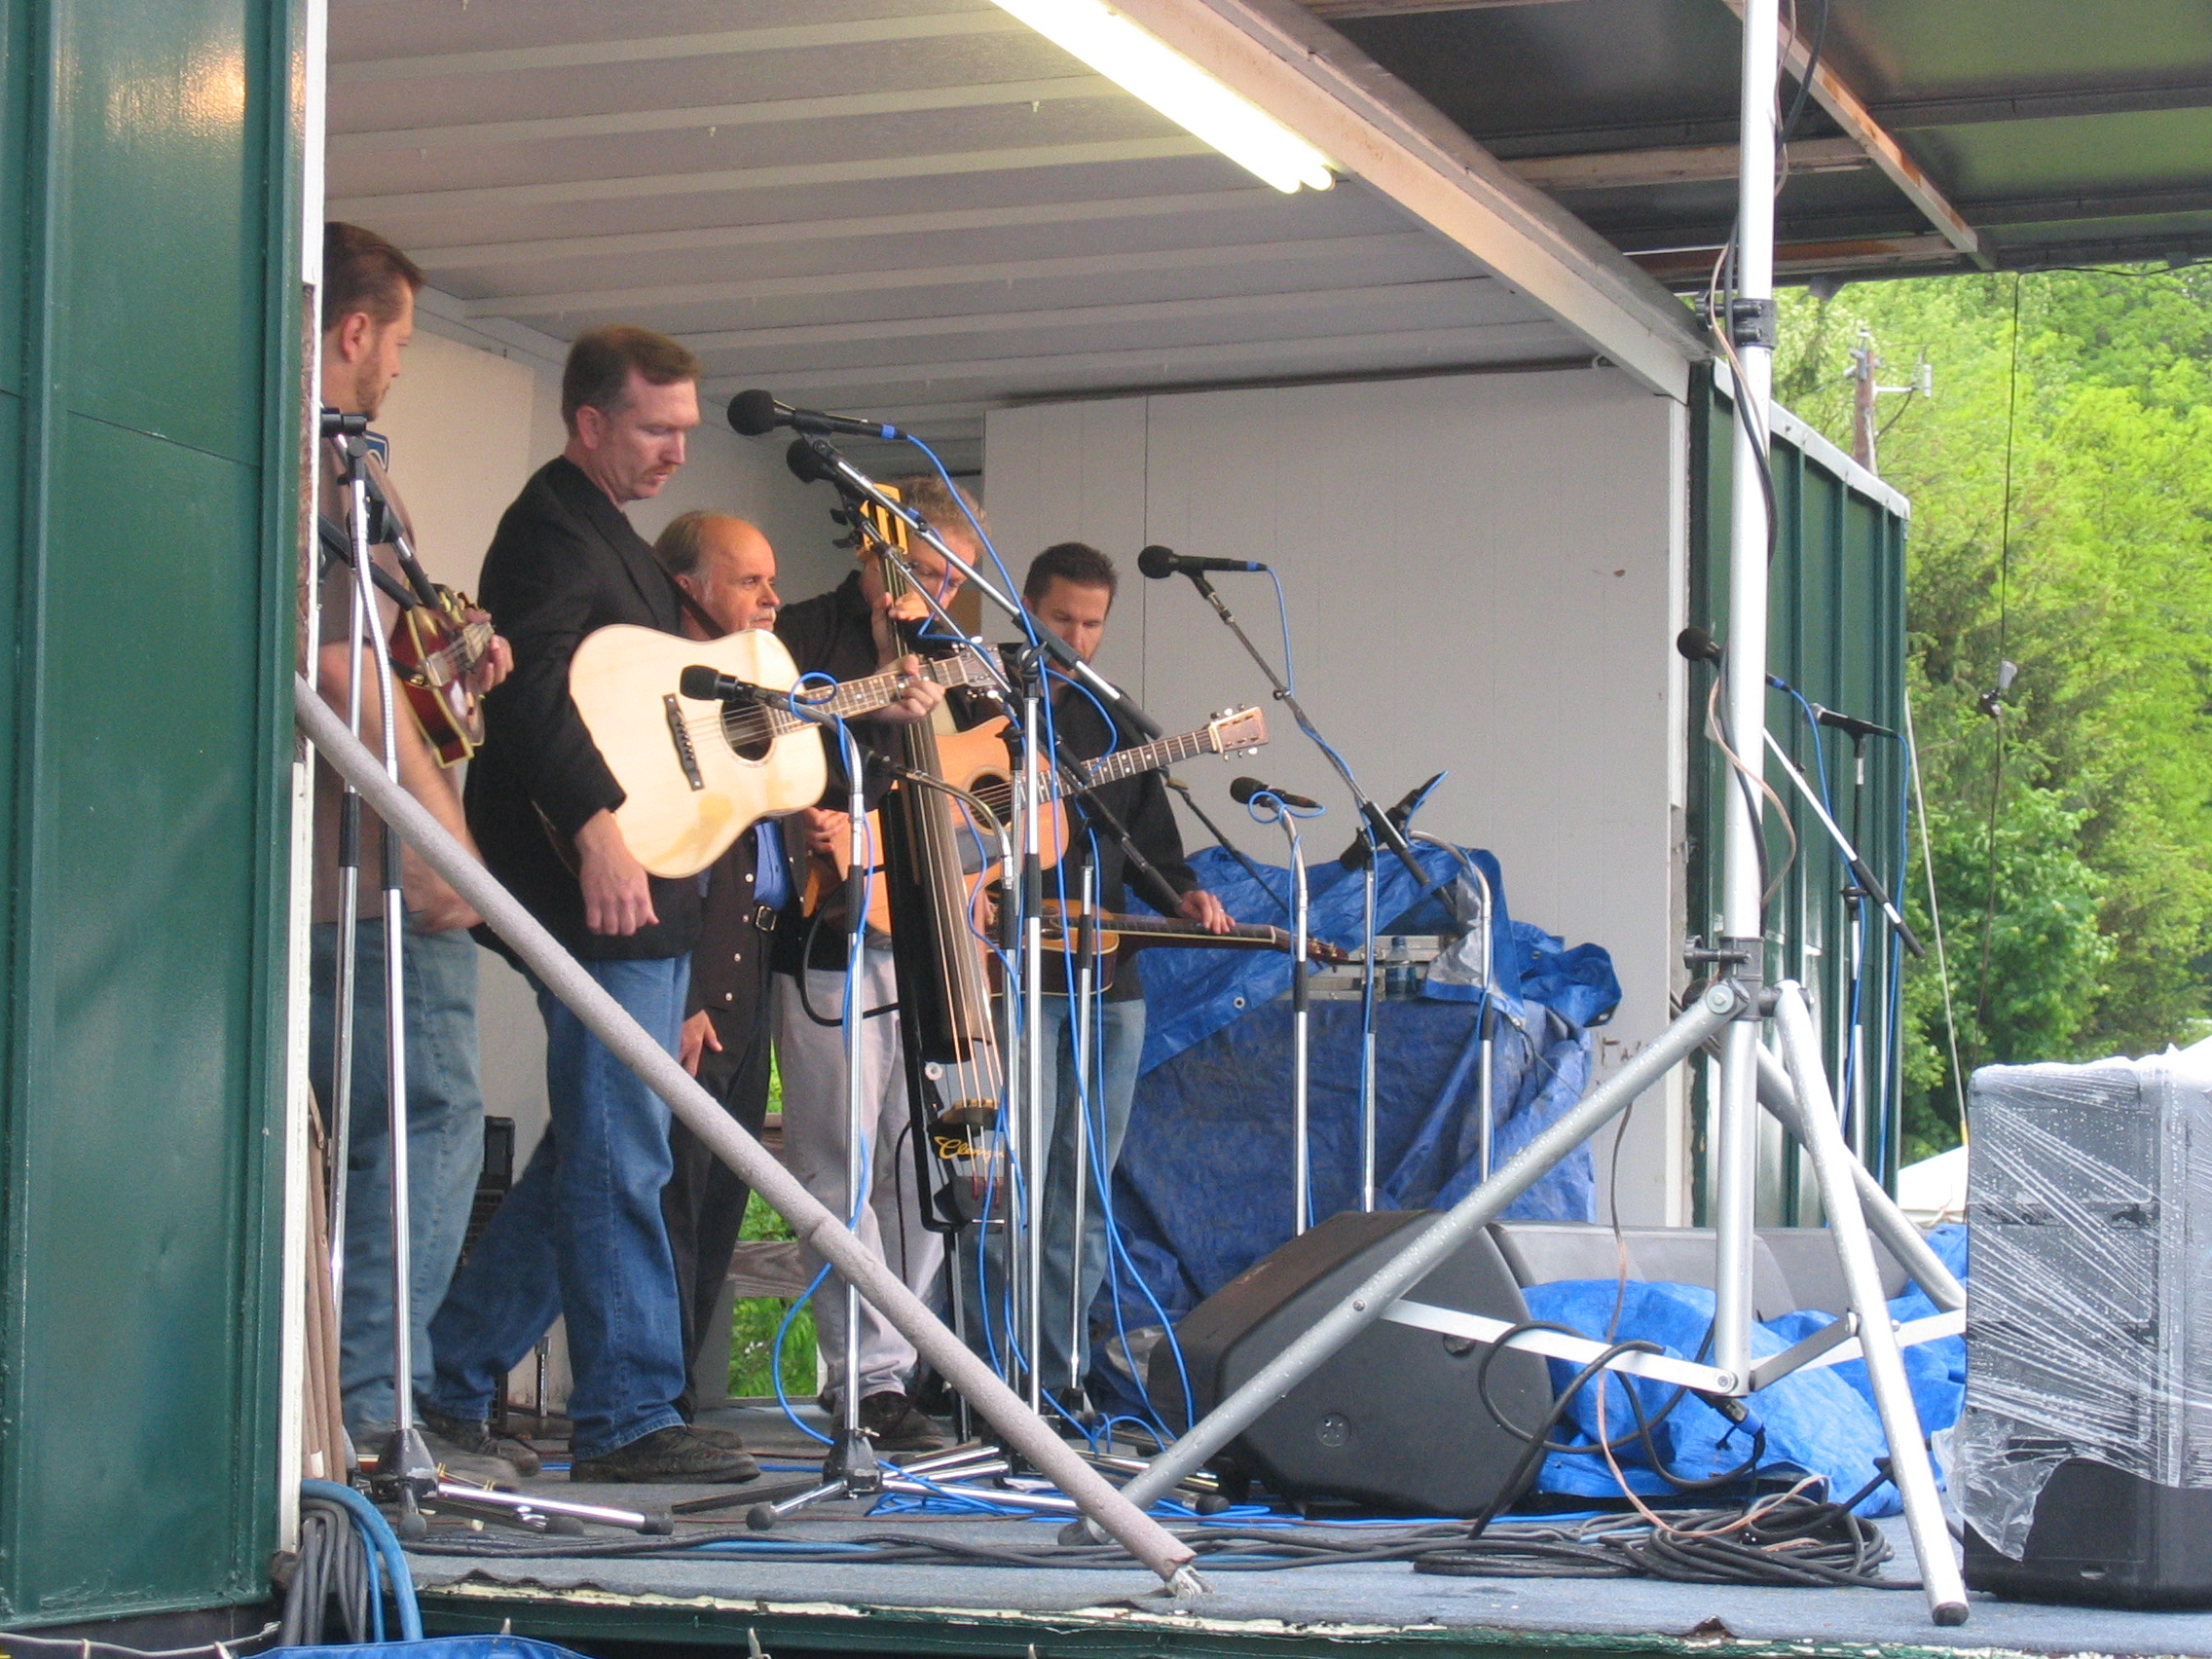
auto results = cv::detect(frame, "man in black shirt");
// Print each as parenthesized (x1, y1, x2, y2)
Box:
(424, 327, 755, 1484)
(1022, 543, 1229, 1413)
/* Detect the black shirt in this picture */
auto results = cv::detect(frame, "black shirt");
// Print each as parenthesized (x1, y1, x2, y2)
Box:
(1046, 677, 1201, 1000)
(465, 458, 703, 962)
(770, 571, 894, 972)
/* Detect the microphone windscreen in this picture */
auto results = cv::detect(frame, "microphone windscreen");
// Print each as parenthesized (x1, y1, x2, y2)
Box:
(1676, 625, 1723, 665)
(1137, 544, 1179, 580)
(1228, 776, 1263, 805)
(786, 436, 836, 485)
(679, 665, 722, 700)
(728, 388, 780, 436)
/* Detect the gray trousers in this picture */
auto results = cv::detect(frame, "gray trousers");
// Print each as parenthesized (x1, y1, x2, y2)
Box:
(773, 954, 944, 1403)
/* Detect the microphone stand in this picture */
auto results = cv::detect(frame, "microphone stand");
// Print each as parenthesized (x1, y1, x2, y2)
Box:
(329, 415, 436, 1530)
(1256, 799, 1313, 1238)
(1174, 569, 1426, 888)
(1162, 776, 1289, 921)
(1759, 728, 1922, 960)
(750, 707, 881, 1526)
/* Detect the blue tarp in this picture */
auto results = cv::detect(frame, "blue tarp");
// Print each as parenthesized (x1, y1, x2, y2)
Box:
(1521, 1225, 1971, 1516)
(1093, 846, 1619, 1343)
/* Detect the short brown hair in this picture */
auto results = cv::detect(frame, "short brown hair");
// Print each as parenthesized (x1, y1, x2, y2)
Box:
(1024, 541, 1117, 604)
(322, 222, 424, 336)
(562, 325, 701, 431)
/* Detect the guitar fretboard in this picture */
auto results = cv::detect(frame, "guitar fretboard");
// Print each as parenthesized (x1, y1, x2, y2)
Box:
(1084, 728, 1216, 786)
(714, 655, 979, 748)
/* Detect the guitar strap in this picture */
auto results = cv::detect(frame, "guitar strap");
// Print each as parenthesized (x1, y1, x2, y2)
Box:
(669, 577, 723, 639)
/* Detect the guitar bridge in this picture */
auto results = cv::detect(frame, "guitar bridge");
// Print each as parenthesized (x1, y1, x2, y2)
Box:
(663, 694, 704, 792)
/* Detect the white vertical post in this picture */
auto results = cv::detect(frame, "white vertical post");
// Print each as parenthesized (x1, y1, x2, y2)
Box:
(1713, 0, 1780, 1392)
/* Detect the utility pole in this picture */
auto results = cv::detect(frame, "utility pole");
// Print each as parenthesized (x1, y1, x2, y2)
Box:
(1847, 326, 1934, 477)
(1851, 328, 1879, 471)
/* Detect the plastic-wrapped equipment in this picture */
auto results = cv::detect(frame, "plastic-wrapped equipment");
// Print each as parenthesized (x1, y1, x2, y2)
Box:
(1961, 1038, 2212, 1598)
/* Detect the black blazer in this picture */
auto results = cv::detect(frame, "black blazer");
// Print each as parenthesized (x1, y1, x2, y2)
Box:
(465, 457, 702, 962)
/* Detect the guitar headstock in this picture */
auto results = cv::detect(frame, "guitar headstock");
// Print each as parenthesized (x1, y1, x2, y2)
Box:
(1204, 706, 1268, 758)
(1309, 939, 1355, 967)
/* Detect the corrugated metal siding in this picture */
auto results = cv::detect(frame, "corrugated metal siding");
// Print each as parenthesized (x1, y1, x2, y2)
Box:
(0, 0, 299, 1625)
(1687, 364, 1911, 1222)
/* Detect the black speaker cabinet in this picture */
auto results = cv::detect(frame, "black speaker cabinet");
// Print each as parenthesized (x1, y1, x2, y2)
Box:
(1966, 1459, 2212, 1608)
(1149, 1209, 1550, 1517)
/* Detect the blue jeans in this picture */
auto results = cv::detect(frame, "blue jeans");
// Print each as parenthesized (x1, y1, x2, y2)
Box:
(309, 917, 487, 1441)
(1032, 993, 1148, 1389)
(428, 955, 691, 1460)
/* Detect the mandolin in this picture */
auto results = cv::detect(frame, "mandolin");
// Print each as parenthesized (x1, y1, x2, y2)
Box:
(568, 623, 1002, 879)
(390, 587, 497, 766)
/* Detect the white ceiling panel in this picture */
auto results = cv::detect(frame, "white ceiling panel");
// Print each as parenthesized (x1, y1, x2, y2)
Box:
(329, 0, 1608, 452)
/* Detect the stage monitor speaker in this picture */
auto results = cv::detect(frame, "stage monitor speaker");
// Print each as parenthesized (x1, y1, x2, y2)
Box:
(1149, 1209, 1550, 1517)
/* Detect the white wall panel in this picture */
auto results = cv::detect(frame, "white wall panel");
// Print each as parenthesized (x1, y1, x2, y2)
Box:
(986, 368, 1690, 1223)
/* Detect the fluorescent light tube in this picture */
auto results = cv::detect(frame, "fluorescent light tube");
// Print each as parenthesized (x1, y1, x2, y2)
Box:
(988, 0, 1335, 193)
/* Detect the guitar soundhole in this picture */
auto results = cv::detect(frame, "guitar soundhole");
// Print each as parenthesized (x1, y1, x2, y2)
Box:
(721, 711, 773, 763)
(970, 772, 1014, 826)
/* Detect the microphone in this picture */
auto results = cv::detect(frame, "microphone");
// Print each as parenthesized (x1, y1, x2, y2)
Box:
(1137, 544, 1269, 579)
(1340, 772, 1443, 870)
(1813, 705, 1899, 742)
(1676, 625, 1725, 666)
(1231, 776, 1321, 812)
(680, 664, 763, 705)
(729, 388, 903, 442)
(786, 436, 843, 488)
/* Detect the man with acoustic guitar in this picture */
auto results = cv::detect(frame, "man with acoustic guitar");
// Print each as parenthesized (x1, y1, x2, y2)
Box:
(1021, 541, 1231, 1419)
(425, 326, 758, 1484)
(647, 508, 945, 1438)
(310, 223, 519, 1481)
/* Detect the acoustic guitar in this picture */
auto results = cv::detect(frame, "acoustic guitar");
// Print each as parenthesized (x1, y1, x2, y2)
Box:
(389, 587, 497, 766)
(567, 623, 1001, 879)
(797, 707, 1270, 935)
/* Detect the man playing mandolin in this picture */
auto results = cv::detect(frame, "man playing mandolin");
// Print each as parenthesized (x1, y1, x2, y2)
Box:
(310, 223, 517, 1479)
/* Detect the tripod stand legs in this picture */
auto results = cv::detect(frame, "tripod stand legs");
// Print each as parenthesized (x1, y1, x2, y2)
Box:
(1774, 983, 1968, 1624)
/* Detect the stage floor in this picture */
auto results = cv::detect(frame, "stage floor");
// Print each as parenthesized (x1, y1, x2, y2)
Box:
(406, 1405, 2212, 1659)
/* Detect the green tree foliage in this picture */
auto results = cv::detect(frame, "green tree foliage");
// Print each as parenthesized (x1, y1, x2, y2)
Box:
(1776, 268, 2212, 1160)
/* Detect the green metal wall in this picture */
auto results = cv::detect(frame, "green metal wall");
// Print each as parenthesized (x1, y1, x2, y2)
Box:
(1686, 365, 1910, 1221)
(0, 0, 300, 1626)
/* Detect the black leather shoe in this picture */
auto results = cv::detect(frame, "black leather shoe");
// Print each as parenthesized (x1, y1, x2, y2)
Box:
(416, 1404, 543, 1478)
(571, 1424, 760, 1484)
(858, 1390, 945, 1452)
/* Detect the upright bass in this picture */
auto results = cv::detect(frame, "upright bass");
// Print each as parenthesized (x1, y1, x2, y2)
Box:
(849, 496, 1017, 1230)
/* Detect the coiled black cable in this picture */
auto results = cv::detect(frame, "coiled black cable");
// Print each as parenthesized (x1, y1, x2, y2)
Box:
(277, 1496, 372, 1645)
